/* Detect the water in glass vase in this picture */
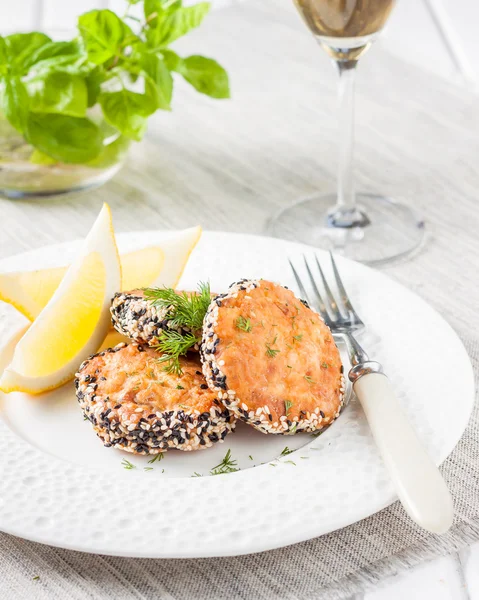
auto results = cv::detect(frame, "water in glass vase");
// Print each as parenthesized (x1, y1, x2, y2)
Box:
(294, 0, 395, 60)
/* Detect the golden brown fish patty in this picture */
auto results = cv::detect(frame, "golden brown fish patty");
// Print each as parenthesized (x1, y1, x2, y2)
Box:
(75, 343, 236, 454)
(201, 280, 344, 435)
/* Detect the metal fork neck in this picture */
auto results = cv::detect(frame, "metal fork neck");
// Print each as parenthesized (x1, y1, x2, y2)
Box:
(337, 333, 383, 383)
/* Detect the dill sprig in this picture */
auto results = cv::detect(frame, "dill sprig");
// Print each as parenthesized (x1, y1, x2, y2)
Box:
(144, 282, 211, 375)
(210, 449, 239, 475)
(155, 331, 199, 376)
(284, 400, 293, 416)
(144, 281, 211, 331)
(280, 446, 293, 456)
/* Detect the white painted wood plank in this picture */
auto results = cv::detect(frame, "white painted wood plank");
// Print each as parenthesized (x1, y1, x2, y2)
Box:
(379, 0, 459, 83)
(363, 555, 468, 600)
(42, 0, 107, 31)
(438, 0, 479, 88)
(0, 0, 39, 31)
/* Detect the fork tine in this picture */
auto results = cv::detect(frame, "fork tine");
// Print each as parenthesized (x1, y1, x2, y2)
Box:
(329, 251, 364, 324)
(288, 260, 311, 305)
(289, 259, 333, 327)
(314, 255, 342, 319)
(302, 255, 336, 322)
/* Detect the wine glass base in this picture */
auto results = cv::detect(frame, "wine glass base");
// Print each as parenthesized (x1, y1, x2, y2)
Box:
(267, 193, 426, 266)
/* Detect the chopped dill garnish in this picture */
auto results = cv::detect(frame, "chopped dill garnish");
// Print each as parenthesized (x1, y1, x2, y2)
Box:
(83, 414, 89, 421)
(266, 346, 280, 358)
(148, 452, 164, 464)
(293, 334, 303, 342)
(284, 400, 293, 416)
(321, 362, 329, 369)
(32, 576, 40, 581)
(287, 365, 293, 369)
(265, 336, 280, 358)
(121, 459, 136, 470)
(176, 384, 185, 390)
(144, 467, 153, 472)
(249, 455, 253, 461)
(269, 463, 277, 467)
(191, 472, 203, 477)
(284, 460, 296, 466)
(300, 456, 309, 460)
(210, 449, 239, 475)
(310, 430, 324, 438)
(304, 375, 316, 384)
(235, 315, 252, 332)
(280, 446, 293, 456)
(290, 423, 297, 434)
(144, 282, 211, 375)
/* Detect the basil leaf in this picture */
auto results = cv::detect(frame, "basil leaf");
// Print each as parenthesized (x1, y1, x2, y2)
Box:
(161, 49, 181, 72)
(144, 0, 182, 26)
(146, 3, 210, 48)
(1, 76, 29, 133)
(140, 53, 172, 110)
(85, 68, 104, 108)
(178, 55, 230, 98)
(25, 113, 103, 163)
(5, 32, 51, 74)
(86, 134, 130, 168)
(24, 40, 81, 70)
(27, 72, 88, 117)
(78, 9, 136, 65)
(30, 148, 58, 165)
(100, 89, 155, 140)
(0, 37, 8, 75)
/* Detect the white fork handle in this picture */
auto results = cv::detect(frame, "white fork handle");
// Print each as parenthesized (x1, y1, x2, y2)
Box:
(354, 373, 454, 534)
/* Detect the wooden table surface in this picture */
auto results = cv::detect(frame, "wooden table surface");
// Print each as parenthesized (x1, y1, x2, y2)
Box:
(0, 0, 478, 597)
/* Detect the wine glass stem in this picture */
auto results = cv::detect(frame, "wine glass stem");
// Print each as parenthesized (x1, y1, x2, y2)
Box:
(329, 59, 369, 228)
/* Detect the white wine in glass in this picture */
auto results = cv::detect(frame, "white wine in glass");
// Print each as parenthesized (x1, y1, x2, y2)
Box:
(269, 0, 424, 265)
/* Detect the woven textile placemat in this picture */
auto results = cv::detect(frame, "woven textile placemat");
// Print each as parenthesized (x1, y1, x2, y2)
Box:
(0, 340, 476, 600)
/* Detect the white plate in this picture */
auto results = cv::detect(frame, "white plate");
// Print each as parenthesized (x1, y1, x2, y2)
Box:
(0, 232, 474, 558)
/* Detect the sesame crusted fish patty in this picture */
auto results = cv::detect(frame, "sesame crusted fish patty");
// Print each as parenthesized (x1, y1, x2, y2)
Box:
(75, 343, 236, 454)
(201, 280, 344, 435)
(111, 290, 200, 348)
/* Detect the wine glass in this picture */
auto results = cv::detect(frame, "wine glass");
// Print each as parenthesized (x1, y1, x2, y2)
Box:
(268, 0, 425, 265)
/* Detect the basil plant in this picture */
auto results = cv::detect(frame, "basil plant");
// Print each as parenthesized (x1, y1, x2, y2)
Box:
(0, 0, 230, 166)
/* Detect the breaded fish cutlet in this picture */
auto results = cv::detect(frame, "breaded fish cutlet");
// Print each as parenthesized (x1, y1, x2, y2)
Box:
(111, 290, 200, 348)
(75, 343, 236, 454)
(201, 279, 344, 435)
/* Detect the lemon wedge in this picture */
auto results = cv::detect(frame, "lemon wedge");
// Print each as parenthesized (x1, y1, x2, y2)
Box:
(0, 204, 121, 394)
(0, 226, 201, 321)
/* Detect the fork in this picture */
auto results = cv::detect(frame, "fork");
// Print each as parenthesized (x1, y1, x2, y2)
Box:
(289, 252, 454, 534)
